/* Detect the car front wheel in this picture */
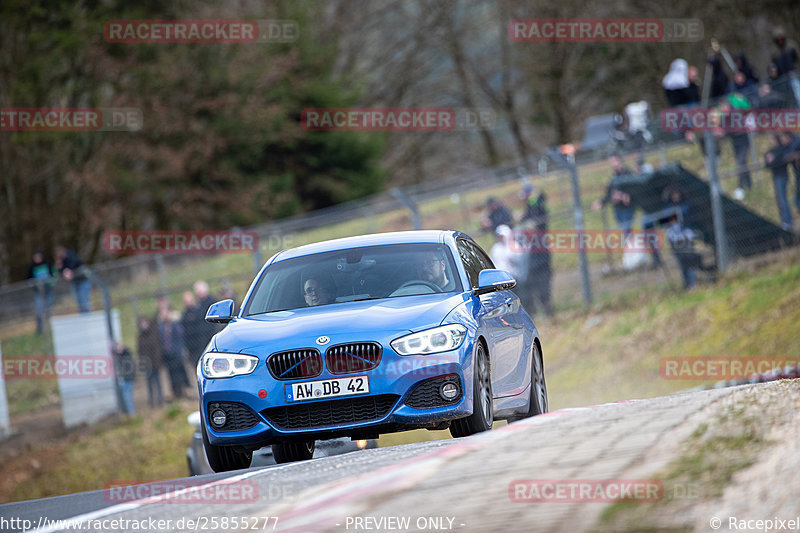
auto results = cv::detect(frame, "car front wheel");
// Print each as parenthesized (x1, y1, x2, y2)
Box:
(450, 341, 493, 438)
(509, 341, 548, 422)
(202, 419, 253, 473)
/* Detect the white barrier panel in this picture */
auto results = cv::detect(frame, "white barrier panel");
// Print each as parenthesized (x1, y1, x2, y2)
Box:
(51, 310, 121, 428)
(0, 341, 10, 438)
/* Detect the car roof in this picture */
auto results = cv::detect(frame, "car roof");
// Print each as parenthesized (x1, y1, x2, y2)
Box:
(273, 230, 469, 261)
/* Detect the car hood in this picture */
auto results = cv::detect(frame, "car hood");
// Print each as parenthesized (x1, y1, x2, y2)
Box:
(214, 293, 467, 354)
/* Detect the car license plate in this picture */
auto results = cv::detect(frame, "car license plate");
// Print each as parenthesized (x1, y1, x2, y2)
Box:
(285, 375, 369, 402)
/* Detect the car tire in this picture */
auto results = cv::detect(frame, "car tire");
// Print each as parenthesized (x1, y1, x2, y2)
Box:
(450, 341, 493, 438)
(509, 341, 548, 422)
(202, 418, 253, 473)
(272, 440, 316, 463)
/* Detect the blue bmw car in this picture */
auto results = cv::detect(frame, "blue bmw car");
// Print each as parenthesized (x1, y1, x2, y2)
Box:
(198, 230, 547, 471)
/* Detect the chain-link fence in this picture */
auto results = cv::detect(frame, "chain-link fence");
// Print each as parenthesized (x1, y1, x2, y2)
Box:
(1, 72, 798, 428)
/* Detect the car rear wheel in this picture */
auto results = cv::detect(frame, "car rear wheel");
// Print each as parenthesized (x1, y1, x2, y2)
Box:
(450, 341, 493, 438)
(202, 419, 253, 473)
(272, 440, 316, 463)
(509, 341, 548, 422)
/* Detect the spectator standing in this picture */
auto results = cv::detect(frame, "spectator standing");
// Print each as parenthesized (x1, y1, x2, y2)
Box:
(193, 280, 220, 345)
(765, 134, 794, 230)
(728, 70, 758, 103)
(733, 53, 760, 85)
(137, 316, 164, 408)
(156, 297, 189, 400)
(592, 155, 636, 235)
(181, 291, 206, 367)
(520, 184, 547, 228)
(662, 59, 693, 107)
(112, 341, 136, 415)
(55, 246, 91, 313)
(708, 42, 729, 100)
(771, 27, 799, 76)
(27, 248, 55, 334)
(686, 65, 701, 105)
(666, 214, 698, 290)
(780, 133, 800, 217)
(720, 98, 753, 198)
(518, 186, 554, 317)
(489, 225, 528, 287)
(481, 197, 513, 234)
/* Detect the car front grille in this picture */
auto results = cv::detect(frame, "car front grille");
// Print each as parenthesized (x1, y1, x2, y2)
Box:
(267, 349, 323, 380)
(325, 342, 382, 374)
(207, 401, 261, 432)
(404, 374, 462, 409)
(261, 394, 399, 430)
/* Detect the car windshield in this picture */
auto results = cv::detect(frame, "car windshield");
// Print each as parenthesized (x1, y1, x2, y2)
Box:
(242, 243, 462, 315)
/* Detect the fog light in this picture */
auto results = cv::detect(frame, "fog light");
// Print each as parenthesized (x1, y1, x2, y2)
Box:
(356, 439, 368, 449)
(210, 409, 227, 427)
(440, 382, 459, 400)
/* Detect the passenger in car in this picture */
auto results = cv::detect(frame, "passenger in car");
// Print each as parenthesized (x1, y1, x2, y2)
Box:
(303, 275, 336, 306)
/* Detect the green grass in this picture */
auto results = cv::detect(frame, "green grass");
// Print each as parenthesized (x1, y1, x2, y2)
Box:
(543, 251, 800, 411)
(4, 402, 195, 503)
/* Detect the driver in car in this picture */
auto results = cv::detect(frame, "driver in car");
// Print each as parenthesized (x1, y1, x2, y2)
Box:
(303, 275, 336, 306)
(416, 251, 449, 289)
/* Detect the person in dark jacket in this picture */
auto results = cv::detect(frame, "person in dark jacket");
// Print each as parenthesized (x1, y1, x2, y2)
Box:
(707, 49, 729, 100)
(55, 246, 91, 313)
(193, 280, 220, 346)
(27, 248, 55, 334)
(662, 59, 698, 107)
(592, 155, 636, 235)
(181, 291, 207, 367)
(482, 197, 513, 233)
(727, 70, 758, 104)
(733, 53, 759, 85)
(765, 134, 795, 230)
(156, 297, 189, 400)
(137, 315, 163, 408)
(771, 27, 799, 76)
(112, 341, 136, 415)
(522, 192, 554, 318)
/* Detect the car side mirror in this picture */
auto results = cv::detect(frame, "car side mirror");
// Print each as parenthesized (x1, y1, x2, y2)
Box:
(473, 269, 516, 296)
(205, 299, 235, 323)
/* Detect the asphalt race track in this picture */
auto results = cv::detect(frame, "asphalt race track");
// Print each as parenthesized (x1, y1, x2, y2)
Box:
(3, 381, 799, 533)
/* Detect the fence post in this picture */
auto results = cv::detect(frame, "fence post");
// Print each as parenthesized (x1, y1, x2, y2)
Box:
(84, 268, 123, 413)
(0, 341, 11, 439)
(548, 148, 593, 307)
(701, 62, 731, 273)
(391, 188, 422, 230)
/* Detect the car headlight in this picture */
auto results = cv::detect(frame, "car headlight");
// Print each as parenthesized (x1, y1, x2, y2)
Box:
(201, 352, 259, 378)
(391, 324, 467, 355)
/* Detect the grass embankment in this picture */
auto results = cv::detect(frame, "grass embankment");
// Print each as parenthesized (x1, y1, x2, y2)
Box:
(2, 250, 797, 503)
(2, 402, 195, 503)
